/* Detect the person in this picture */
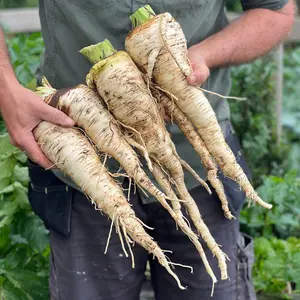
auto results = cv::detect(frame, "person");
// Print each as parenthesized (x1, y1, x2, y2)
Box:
(0, 1, 295, 299)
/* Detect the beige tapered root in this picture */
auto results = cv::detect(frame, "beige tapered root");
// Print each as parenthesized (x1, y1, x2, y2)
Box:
(125, 7, 272, 211)
(163, 159, 229, 280)
(34, 121, 184, 289)
(124, 135, 153, 171)
(156, 91, 234, 220)
(152, 162, 217, 284)
(169, 140, 211, 194)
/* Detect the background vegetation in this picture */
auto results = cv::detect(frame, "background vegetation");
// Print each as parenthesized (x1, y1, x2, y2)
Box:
(0, 0, 38, 9)
(0, 0, 300, 298)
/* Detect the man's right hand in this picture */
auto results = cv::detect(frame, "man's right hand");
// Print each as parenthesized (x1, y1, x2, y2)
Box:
(0, 82, 75, 169)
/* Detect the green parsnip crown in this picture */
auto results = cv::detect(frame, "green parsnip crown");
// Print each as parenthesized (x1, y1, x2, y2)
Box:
(80, 39, 117, 64)
(130, 5, 156, 28)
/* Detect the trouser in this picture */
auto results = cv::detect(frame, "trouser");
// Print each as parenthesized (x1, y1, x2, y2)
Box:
(28, 126, 257, 300)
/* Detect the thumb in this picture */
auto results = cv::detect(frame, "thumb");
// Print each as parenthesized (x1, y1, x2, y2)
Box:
(43, 105, 75, 127)
(186, 65, 210, 86)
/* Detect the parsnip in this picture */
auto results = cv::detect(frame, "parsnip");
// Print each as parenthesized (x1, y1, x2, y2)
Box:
(80, 41, 228, 280)
(36, 79, 170, 205)
(125, 5, 272, 211)
(34, 121, 185, 289)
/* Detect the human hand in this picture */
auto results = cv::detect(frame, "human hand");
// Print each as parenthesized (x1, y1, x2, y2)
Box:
(0, 83, 75, 169)
(186, 46, 210, 86)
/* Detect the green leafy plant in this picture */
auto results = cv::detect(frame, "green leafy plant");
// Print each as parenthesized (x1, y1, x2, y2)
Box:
(254, 236, 300, 298)
(225, 0, 243, 12)
(281, 46, 300, 175)
(234, 50, 300, 240)
(230, 55, 291, 187)
(240, 171, 300, 239)
(0, 0, 38, 9)
(5, 32, 44, 87)
(0, 134, 49, 299)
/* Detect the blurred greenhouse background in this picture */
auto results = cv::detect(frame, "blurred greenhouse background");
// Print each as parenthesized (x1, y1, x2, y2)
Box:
(0, 0, 300, 299)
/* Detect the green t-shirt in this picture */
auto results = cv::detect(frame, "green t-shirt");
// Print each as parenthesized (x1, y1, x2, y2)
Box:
(37, 0, 288, 203)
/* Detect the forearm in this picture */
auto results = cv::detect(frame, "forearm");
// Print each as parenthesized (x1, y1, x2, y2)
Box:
(191, 0, 295, 69)
(0, 27, 19, 107)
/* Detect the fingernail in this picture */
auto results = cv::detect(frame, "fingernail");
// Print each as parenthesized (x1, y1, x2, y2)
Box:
(189, 75, 197, 84)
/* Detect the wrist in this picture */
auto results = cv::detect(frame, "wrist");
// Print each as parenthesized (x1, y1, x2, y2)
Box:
(0, 64, 20, 108)
(189, 42, 213, 69)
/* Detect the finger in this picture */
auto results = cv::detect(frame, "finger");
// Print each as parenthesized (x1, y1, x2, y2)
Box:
(190, 62, 196, 69)
(22, 135, 53, 169)
(186, 65, 210, 86)
(41, 104, 75, 127)
(163, 113, 170, 123)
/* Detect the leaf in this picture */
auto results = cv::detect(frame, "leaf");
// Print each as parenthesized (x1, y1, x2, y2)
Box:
(0, 157, 17, 182)
(0, 276, 6, 287)
(13, 182, 29, 209)
(277, 214, 299, 227)
(0, 185, 15, 195)
(253, 236, 300, 293)
(0, 134, 18, 159)
(18, 215, 49, 253)
(0, 119, 7, 136)
(14, 64, 32, 86)
(2, 245, 32, 271)
(0, 178, 12, 191)
(0, 216, 13, 229)
(0, 280, 29, 300)
(264, 256, 286, 278)
(0, 225, 10, 252)
(5, 269, 49, 300)
(26, 78, 37, 91)
(254, 237, 275, 258)
(0, 201, 17, 219)
(13, 165, 29, 186)
(13, 151, 27, 164)
(10, 234, 28, 246)
(246, 209, 265, 227)
(287, 252, 300, 287)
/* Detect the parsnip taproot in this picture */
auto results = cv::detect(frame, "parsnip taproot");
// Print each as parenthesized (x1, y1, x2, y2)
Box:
(152, 161, 217, 285)
(34, 121, 185, 289)
(80, 41, 228, 280)
(125, 5, 272, 211)
(153, 88, 233, 220)
(36, 79, 172, 205)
